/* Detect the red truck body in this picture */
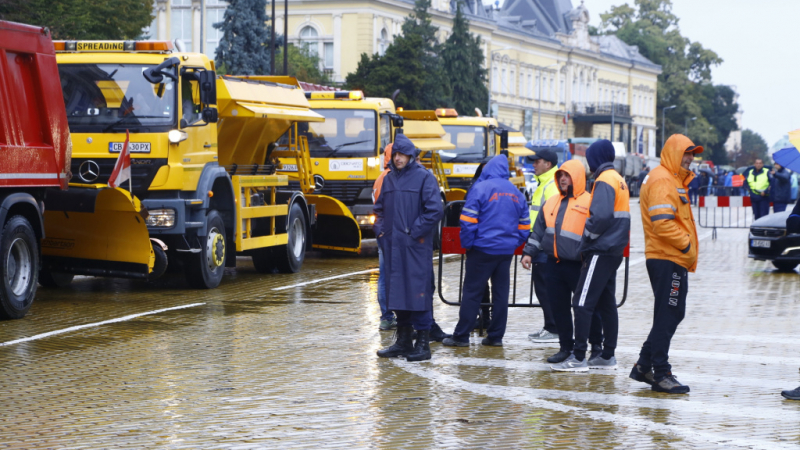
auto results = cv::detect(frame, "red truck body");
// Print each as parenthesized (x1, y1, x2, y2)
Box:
(0, 20, 70, 189)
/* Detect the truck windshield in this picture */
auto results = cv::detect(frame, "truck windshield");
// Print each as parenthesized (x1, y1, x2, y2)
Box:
(298, 109, 377, 157)
(441, 125, 486, 162)
(58, 64, 176, 133)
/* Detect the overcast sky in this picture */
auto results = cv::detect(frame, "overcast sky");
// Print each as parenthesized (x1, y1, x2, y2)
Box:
(501, 0, 800, 147)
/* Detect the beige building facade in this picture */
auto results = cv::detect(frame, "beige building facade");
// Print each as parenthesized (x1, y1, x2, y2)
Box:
(146, 0, 661, 156)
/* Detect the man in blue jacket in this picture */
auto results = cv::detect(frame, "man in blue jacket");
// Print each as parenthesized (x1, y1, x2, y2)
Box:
(374, 134, 443, 362)
(443, 155, 530, 347)
(770, 163, 792, 213)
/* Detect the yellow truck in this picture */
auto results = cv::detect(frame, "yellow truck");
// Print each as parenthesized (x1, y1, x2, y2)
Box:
(44, 40, 323, 289)
(276, 91, 396, 243)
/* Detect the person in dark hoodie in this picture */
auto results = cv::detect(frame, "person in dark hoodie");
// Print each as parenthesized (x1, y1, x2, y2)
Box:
(551, 139, 629, 372)
(783, 201, 800, 400)
(374, 134, 443, 362)
(442, 155, 530, 347)
(770, 163, 792, 213)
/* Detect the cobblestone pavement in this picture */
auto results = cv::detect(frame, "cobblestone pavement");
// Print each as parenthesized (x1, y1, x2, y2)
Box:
(1, 200, 799, 449)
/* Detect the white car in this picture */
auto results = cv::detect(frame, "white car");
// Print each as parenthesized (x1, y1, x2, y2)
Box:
(523, 171, 537, 203)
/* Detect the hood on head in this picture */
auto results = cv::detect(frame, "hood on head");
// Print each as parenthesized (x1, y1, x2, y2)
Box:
(661, 134, 702, 180)
(383, 143, 393, 169)
(586, 139, 616, 173)
(392, 134, 416, 157)
(555, 159, 586, 197)
(477, 155, 510, 182)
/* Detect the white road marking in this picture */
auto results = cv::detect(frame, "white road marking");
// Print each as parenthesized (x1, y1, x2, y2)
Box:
(0, 303, 206, 347)
(395, 360, 795, 450)
(273, 254, 457, 291)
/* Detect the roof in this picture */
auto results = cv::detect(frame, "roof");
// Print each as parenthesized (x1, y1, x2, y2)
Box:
(592, 35, 660, 69)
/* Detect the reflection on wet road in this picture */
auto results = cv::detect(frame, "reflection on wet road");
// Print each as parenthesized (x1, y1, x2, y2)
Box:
(1, 201, 799, 449)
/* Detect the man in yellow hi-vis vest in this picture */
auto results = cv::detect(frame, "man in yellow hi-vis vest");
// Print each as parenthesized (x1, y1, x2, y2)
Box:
(746, 158, 771, 220)
(526, 149, 561, 343)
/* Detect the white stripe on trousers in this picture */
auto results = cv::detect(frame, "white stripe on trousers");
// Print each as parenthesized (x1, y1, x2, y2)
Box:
(578, 255, 599, 307)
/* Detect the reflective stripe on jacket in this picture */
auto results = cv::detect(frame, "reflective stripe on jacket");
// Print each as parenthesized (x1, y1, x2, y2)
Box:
(530, 166, 559, 224)
(640, 134, 699, 272)
(746, 168, 769, 194)
(578, 162, 630, 256)
(523, 160, 590, 262)
(460, 155, 530, 254)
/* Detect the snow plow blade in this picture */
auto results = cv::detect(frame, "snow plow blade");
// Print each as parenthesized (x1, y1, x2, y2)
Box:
(41, 186, 154, 279)
(306, 194, 361, 253)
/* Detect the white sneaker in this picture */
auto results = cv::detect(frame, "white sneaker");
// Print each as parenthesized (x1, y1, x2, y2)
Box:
(587, 355, 617, 370)
(527, 328, 546, 341)
(550, 354, 589, 372)
(531, 330, 559, 343)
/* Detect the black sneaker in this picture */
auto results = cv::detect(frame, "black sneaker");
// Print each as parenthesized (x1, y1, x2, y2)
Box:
(652, 374, 690, 394)
(442, 337, 469, 347)
(629, 364, 655, 386)
(781, 386, 800, 400)
(546, 350, 571, 363)
(481, 337, 502, 347)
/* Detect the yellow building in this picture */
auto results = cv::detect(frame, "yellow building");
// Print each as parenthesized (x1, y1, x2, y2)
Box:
(146, 0, 661, 156)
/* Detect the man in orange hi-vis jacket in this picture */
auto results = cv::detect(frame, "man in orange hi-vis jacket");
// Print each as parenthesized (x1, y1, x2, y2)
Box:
(631, 134, 701, 395)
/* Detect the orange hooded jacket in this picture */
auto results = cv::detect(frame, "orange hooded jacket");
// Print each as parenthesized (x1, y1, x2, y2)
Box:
(639, 134, 701, 271)
(372, 143, 393, 204)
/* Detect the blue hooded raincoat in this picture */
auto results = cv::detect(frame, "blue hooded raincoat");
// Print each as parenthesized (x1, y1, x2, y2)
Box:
(459, 155, 530, 254)
(373, 134, 443, 311)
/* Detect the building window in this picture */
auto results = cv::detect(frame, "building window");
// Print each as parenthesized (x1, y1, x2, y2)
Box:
(299, 25, 319, 56)
(526, 73, 532, 99)
(501, 68, 507, 95)
(378, 28, 389, 56)
(492, 66, 499, 93)
(560, 79, 565, 103)
(510, 69, 515, 96)
(549, 77, 554, 102)
(206, 0, 227, 59)
(170, 0, 193, 49)
(324, 42, 334, 69)
(520, 72, 526, 99)
(534, 72, 540, 100)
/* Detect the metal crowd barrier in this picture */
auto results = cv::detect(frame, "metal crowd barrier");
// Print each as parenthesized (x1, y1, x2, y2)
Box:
(436, 201, 629, 314)
(696, 186, 755, 240)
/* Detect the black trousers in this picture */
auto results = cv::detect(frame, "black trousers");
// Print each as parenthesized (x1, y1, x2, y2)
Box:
(636, 259, 688, 380)
(544, 257, 603, 352)
(532, 261, 557, 333)
(572, 254, 622, 360)
(453, 250, 513, 342)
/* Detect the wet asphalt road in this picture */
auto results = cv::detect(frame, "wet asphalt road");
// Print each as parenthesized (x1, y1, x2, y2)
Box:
(1, 199, 800, 449)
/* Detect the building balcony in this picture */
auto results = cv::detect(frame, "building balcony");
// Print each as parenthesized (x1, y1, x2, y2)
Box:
(571, 102, 632, 123)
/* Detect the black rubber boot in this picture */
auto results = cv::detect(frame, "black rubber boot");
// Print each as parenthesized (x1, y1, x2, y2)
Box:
(406, 330, 431, 362)
(429, 321, 451, 342)
(377, 326, 414, 358)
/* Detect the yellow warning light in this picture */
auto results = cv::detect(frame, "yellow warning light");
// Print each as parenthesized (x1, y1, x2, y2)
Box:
(435, 108, 459, 117)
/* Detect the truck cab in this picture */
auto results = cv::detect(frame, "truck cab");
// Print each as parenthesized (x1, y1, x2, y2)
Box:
(435, 108, 499, 196)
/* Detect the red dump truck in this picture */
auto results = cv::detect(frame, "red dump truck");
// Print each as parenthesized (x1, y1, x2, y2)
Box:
(0, 21, 71, 318)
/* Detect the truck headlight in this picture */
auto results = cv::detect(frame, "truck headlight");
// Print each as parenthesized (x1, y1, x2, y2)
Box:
(356, 214, 376, 226)
(146, 208, 176, 228)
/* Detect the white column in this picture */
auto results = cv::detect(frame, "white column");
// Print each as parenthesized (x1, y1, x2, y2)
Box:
(373, 14, 378, 55)
(156, 0, 168, 40)
(192, 0, 202, 53)
(333, 14, 342, 82)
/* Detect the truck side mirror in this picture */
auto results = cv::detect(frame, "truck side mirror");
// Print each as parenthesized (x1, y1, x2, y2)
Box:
(198, 70, 217, 105)
(497, 129, 509, 150)
(391, 115, 404, 128)
(202, 107, 218, 123)
(143, 57, 180, 84)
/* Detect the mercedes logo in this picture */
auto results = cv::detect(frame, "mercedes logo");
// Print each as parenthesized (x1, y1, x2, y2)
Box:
(314, 174, 325, 190)
(78, 160, 100, 183)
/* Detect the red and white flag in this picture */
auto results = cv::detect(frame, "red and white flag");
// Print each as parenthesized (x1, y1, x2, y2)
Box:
(109, 129, 131, 189)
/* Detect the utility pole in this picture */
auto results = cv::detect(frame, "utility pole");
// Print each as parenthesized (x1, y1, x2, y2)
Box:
(283, 0, 288, 75)
(661, 105, 677, 149)
(685, 116, 696, 134)
(610, 90, 615, 141)
(270, 0, 276, 75)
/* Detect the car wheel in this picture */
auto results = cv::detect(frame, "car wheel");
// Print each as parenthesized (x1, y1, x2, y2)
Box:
(772, 261, 798, 272)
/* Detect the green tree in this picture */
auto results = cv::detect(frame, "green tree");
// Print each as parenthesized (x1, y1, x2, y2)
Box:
(441, 3, 488, 115)
(696, 84, 739, 164)
(277, 43, 332, 86)
(214, 0, 275, 75)
(599, 0, 733, 154)
(400, 0, 450, 108)
(733, 129, 770, 167)
(0, 0, 153, 40)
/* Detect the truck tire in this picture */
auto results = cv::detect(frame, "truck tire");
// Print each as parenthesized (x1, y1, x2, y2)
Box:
(772, 261, 798, 272)
(185, 210, 226, 289)
(251, 247, 277, 273)
(0, 216, 39, 319)
(275, 202, 306, 273)
(39, 270, 74, 288)
(149, 244, 168, 281)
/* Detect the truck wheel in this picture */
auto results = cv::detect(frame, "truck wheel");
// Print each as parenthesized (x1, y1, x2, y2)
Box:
(0, 216, 39, 319)
(39, 270, 73, 288)
(275, 202, 306, 273)
(149, 244, 169, 281)
(185, 210, 226, 289)
(772, 261, 798, 272)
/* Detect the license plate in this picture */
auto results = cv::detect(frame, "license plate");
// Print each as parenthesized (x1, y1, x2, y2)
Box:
(281, 164, 298, 172)
(109, 142, 151, 153)
(751, 239, 771, 248)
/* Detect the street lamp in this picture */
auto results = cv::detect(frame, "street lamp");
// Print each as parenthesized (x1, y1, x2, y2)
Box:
(487, 46, 512, 119)
(661, 105, 677, 150)
(685, 116, 696, 134)
(537, 63, 559, 140)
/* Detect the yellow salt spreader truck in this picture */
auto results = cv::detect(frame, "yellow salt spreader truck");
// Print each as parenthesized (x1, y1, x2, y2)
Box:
(43, 40, 324, 289)
(276, 90, 398, 244)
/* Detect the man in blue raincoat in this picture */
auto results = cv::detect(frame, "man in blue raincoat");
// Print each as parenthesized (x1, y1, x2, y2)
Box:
(442, 155, 530, 347)
(374, 133, 443, 362)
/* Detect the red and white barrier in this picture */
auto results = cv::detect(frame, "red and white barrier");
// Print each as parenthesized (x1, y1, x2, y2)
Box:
(699, 196, 752, 208)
